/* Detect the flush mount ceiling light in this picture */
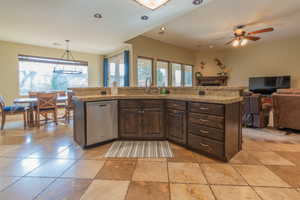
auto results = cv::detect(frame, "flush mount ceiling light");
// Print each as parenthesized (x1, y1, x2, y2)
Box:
(134, 0, 171, 10)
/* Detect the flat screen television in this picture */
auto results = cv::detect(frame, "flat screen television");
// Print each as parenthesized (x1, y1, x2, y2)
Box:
(249, 76, 291, 95)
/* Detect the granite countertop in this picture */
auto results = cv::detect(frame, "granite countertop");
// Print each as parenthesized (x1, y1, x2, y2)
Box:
(73, 94, 243, 104)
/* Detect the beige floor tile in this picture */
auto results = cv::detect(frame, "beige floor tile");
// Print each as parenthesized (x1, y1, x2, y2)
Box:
(0, 158, 20, 169)
(27, 144, 70, 159)
(170, 184, 215, 200)
(62, 160, 104, 179)
(55, 144, 85, 159)
(276, 151, 300, 166)
(168, 162, 207, 184)
(234, 165, 290, 187)
(0, 177, 20, 191)
(36, 178, 92, 200)
(132, 161, 168, 182)
(80, 180, 130, 200)
(248, 151, 295, 166)
(229, 151, 261, 165)
(211, 185, 260, 200)
(266, 165, 300, 187)
(0, 177, 54, 200)
(96, 160, 136, 180)
(168, 148, 197, 163)
(264, 143, 300, 152)
(243, 140, 267, 151)
(201, 164, 247, 185)
(193, 152, 222, 164)
(0, 158, 47, 176)
(126, 181, 169, 200)
(26, 159, 75, 177)
(254, 187, 300, 200)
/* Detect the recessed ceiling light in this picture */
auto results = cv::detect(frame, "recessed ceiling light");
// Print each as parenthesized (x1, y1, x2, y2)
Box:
(193, 0, 203, 5)
(141, 15, 149, 20)
(94, 13, 102, 19)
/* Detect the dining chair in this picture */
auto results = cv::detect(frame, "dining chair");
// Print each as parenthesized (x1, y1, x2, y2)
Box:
(35, 92, 58, 127)
(65, 92, 74, 122)
(0, 96, 27, 130)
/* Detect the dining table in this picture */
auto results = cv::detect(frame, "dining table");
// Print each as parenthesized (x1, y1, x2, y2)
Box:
(13, 96, 68, 127)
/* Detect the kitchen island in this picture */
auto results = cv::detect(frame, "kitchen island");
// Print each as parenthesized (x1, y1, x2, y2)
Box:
(72, 89, 243, 162)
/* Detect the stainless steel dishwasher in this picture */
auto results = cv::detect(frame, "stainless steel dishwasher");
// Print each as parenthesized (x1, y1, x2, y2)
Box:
(86, 101, 118, 146)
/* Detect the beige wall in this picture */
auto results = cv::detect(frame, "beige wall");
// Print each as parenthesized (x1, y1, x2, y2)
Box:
(0, 40, 103, 104)
(126, 36, 196, 86)
(194, 50, 226, 76)
(194, 36, 300, 89)
(223, 36, 300, 88)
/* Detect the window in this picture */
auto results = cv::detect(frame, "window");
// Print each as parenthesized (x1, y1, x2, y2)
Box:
(137, 57, 153, 87)
(184, 65, 193, 86)
(18, 55, 88, 95)
(171, 63, 182, 87)
(156, 60, 169, 87)
(108, 53, 125, 87)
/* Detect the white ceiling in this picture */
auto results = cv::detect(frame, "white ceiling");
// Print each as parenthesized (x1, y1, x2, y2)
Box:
(0, 0, 207, 54)
(144, 0, 300, 50)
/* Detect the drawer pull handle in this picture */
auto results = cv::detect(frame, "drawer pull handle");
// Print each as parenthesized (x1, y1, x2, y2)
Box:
(200, 119, 209, 122)
(200, 107, 209, 110)
(199, 143, 212, 152)
(199, 130, 209, 134)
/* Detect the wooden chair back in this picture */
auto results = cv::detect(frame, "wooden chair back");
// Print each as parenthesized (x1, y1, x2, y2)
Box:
(57, 91, 66, 97)
(28, 92, 38, 98)
(36, 92, 57, 110)
(67, 92, 74, 108)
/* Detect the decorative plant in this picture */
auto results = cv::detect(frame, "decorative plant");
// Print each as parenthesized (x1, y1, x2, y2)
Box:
(200, 61, 206, 70)
(214, 58, 228, 76)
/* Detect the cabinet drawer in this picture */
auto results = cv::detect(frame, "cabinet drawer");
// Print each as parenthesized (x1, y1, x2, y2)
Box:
(166, 100, 186, 111)
(119, 100, 141, 108)
(188, 134, 224, 158)
(142, 100, 163, 108)
(189, 113, 224, 129)
(189, 123, 224, 141)
(189, 102, 224, 116)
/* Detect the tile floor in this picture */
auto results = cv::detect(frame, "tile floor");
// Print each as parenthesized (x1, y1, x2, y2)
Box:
(0, 120, 300, 200)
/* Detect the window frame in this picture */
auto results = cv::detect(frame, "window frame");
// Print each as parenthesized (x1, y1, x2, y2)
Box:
(136, 56, 154, 87)
(18, 54, 89, 96)
(107, 53, 125, 87)
(156, 59, 170, 87)
(136, 56, 194, 87)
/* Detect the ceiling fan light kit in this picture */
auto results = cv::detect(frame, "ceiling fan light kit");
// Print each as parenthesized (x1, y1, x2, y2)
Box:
(226, 25, 274, 47)
(134, 0, 171, 10)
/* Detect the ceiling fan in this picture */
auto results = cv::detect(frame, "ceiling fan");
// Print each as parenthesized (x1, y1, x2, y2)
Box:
(226, 25, 274, 47)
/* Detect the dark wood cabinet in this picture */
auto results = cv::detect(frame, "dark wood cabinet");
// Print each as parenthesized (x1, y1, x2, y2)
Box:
(166, 109, 187, 145)
(187, 102, 241, 161)
(118, 100, 165, 139)
(119, 108, 141, 138)
(141, 108, 164, 138)
(74, 97, 242, 162)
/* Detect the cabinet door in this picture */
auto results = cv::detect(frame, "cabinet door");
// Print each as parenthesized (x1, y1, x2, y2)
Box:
(141, 108, 164, 138)
(167, 109, 187, 145)
(119, 108, 141, 138)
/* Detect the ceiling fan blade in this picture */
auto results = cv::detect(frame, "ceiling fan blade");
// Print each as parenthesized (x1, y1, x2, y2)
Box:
(225, 39, 235, 45)
(248, 28, 274, 35)
(245, 36, 261, 41)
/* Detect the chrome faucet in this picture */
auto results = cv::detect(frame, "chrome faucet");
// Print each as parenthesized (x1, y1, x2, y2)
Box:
(145, 77, 152, 94)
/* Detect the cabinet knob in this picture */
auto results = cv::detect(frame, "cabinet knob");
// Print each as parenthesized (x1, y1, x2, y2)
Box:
(199, 143, 212, 153)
